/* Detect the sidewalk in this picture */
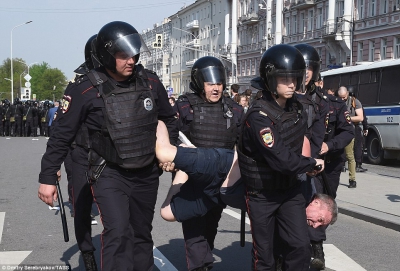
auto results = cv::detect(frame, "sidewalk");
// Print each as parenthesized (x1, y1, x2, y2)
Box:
(336, 169, 400, 231)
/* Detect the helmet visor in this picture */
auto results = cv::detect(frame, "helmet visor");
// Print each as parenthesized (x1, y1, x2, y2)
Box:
(106, 33, 150, 60)
(271, 68, 306, 92)
(197, 66, 226, 85)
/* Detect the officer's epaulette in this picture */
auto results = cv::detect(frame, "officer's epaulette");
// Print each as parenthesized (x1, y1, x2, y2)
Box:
(144, 68, 157, 75)
(74, 74, 90, 86)
(327, 95, 341, 102)
(177, 94, 189, 103)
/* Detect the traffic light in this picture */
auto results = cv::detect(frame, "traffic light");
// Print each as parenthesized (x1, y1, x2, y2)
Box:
(153, 34, 163, 49)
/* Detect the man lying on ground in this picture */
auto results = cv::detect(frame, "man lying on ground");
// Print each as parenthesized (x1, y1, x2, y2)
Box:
(155, 121, 337, 228)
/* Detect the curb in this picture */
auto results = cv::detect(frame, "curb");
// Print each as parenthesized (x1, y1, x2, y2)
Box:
(336, 199, 400, 232)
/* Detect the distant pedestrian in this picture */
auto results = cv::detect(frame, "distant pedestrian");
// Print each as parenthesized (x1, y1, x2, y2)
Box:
(338, 86, 364, 188)
(47, 101, 59, 137)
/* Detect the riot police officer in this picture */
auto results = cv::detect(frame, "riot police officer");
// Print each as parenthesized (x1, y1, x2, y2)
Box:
(175, 56, 243, 271)
(295, 44, 354, 270)
(40, 101, 50, 136)
(10, 98, 23, 137)
(38, 21, 178, 271)
(2, 99, 11, 136)
(238, 44, 324, 271)
(66, 34, 102, 271)
(0, 100, 4, 136)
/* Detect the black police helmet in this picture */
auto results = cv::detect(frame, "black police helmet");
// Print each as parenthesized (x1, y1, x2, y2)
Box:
(85, 34, 102, 70)
(3, 99, 10, 106)
(95, 21, 149, 73)
(259, 44, 306, 96)
(14, 98, 20, 105)
(189, 56, 226, 95)
(294, 44, 321, 83)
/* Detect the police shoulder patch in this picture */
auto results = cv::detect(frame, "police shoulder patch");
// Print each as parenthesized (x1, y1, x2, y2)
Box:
(344, 110, 352, 124)
(259, 127, 274, 148)
(62, 95, 72, 114)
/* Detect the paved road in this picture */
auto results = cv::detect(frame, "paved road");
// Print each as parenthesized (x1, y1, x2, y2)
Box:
(0, 137, 399, 270)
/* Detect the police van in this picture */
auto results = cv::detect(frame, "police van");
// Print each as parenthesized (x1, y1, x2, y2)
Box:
(322, 59, 400, 165)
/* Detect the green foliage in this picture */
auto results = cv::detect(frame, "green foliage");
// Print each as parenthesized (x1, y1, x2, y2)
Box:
(0, 58, 68, 101)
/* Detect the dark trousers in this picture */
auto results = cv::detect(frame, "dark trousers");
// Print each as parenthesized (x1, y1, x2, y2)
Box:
(70, 147, 94, 253)
(3, 120, 10, 136)
(354, 126, 363, 164)
(92, 163, 159, 271)
(11, 118, 22, 136)
(246, 186, 310, 271)
(40, 122, 48, 136)
(308, 159, 343, 243)
(182, 205, 224, 271)
(63, 148, 74, 203)
(25, 119, 36, 136)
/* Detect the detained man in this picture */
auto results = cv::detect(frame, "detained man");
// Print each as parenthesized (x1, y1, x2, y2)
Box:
(155, 120, 338, 228)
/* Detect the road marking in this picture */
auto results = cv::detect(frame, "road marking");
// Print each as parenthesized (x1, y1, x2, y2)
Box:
(0, 212, 4, 244)
(223, 209, 250, 224)
(0, 212, 32, 265)
(153, 246, 178, 271)
(324, 244, 366, 271)
(223, 208, 367, 271)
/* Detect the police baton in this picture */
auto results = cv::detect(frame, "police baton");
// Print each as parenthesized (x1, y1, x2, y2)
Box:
(55, 181, 69, 242)
(240, 210, 245, 247)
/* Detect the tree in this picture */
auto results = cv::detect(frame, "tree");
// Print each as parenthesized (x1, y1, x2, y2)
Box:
(0, 58, 68, 101)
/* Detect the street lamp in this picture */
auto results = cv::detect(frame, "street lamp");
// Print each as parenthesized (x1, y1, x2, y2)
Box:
(10, 20, 33, 102)
(17, 60, 38, 74)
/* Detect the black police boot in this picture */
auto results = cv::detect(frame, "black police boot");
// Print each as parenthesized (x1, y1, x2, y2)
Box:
(348, 180, 357, 188)
(356, 163, 367, 172)
(82, 251, 98, 271)
(275, 255, 283, 271)
(310, 242, 325, 270)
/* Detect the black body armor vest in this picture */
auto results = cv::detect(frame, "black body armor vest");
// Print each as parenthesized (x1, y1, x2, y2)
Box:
(87, 65, 158, 169)
(238, 97, 307, 190)
(185, 93, 237, 149)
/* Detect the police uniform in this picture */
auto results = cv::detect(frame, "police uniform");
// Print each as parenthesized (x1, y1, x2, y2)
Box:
(3, 101, 11, 136)
(39, 64, 178, 271)
(176, 92, 243, 271)
(10, 100, 23, 137)
(239, 80, 317, 271)
(308, 92, 354, 245)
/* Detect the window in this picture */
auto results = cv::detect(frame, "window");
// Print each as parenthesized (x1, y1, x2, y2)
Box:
(316, 8, 323, 29)
(395, 37, 400, 59)
(380, 0, 388, 14)
(286, 17, 291, 35)
(397, 0, 400, 10)
(358, 0, 364, 19)
(293, 15, 297, 34)
(381, 38, 387, 60)
(369, 0, 376, 17)
(358, 42, 363, 61)
(308, 10, 313, 31)
(337, 1, 344, 16)
(369, 40, 375, 61)
(300, 13, 305, 33)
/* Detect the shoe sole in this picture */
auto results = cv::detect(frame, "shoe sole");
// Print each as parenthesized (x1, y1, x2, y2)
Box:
(310, 258, 325, 269)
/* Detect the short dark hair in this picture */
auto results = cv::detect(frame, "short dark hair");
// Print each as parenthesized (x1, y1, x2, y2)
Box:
(169, 97, 176, 102)
(313, 193, 338, 225)
(230, 84, 240, 94)
(244, 89, 252, 96)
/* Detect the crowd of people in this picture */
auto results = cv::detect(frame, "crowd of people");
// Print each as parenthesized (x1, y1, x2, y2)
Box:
(32, 20, 370, 271)
(0, 99, 57, 137)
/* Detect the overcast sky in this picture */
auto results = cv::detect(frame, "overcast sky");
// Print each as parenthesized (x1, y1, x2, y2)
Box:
(0, 0, 188, 81)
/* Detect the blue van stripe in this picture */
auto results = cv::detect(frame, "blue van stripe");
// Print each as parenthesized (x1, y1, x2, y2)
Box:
(364, 107, 400, 116)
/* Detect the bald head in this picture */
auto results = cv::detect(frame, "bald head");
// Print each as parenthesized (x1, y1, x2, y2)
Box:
(337, 86, 348, 100)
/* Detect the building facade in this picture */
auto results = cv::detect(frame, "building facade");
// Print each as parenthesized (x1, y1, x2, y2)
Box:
(140, 0, 400, 93)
